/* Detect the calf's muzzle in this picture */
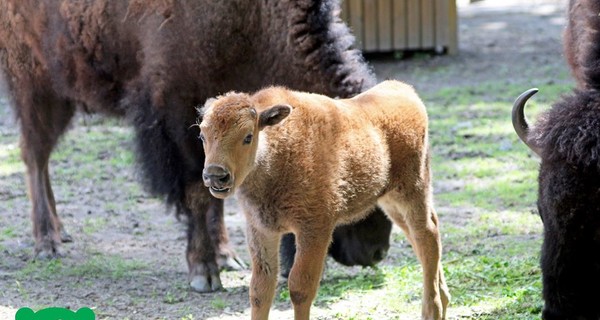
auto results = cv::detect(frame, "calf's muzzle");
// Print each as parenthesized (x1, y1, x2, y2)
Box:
(202, 165, 232, 193)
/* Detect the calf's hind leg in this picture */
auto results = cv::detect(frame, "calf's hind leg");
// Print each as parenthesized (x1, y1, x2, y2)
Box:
(378, 189, 449, 320)
(17, 90, 75, 258)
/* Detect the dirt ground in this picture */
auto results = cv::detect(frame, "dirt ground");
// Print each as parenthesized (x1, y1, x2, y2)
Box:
(0, 1, 570, 319)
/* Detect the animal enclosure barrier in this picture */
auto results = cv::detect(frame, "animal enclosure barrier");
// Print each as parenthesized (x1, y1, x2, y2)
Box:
(340, 0, 458, 54)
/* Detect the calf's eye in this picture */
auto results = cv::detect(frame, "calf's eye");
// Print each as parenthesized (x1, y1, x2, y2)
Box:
(243, 133, 253, 145)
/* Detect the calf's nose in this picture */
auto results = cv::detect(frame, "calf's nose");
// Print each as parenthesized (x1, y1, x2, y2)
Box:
(202, 165, 231, 186)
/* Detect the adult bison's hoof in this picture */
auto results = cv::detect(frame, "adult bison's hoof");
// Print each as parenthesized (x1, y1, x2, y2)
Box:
(190, 274, 223, 292)
(35, 249, 64, 260)
(34, 244, 63, 260)
(33, 235, 64, 260)
(189, 261, 223, 292)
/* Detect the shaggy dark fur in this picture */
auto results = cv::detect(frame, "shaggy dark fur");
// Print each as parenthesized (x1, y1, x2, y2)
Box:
(515, 0, 600, 317)
(0, 0, 392, 292)
(531, 91, 600, 320)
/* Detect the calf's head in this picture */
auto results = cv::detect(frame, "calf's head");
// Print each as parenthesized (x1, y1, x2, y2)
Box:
(198, 92, 292, 199)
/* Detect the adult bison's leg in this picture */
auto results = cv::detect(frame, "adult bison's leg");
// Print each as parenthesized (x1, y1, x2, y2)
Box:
(17, 90, 75, 258)
(185, 183, 222, 292)
(206, 196, 246, 271)
(184, 183, 244, 292)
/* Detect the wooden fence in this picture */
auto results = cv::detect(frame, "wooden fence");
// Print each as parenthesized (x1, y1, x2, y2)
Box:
(340, 0, 458, 54)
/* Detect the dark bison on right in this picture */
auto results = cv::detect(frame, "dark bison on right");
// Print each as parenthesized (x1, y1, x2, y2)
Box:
(511, 1, 600, 318)
(513, 88, 600, 320)
(513, 0, 600, 316)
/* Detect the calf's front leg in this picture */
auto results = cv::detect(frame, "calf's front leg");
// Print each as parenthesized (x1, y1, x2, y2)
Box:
(247, 224, 281, 320)
(288, 227, 333, 320)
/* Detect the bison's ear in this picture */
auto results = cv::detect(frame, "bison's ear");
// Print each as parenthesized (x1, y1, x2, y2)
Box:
(259, 104, 292, 129)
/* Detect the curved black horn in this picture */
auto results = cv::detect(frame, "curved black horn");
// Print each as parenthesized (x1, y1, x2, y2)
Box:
(512, 88, 542, 156)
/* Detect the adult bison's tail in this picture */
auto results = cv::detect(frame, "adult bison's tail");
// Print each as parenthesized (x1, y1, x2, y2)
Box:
(512, 88, 542, 156)
(286, 0, 376, 98)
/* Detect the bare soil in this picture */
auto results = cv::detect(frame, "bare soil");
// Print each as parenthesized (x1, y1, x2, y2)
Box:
(0, 1, 570, 319)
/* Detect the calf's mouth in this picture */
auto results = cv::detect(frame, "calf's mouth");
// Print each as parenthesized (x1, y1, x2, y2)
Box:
(202, 164, 234, 198)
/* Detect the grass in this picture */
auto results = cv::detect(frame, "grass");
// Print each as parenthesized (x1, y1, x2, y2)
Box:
(51, 122, 135, 182)
(14, 254, 148, 282)
(210, 297, 227, 310)
(0, 141, 23, 176)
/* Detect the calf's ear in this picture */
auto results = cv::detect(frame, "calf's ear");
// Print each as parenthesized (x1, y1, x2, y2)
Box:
(259, 104, 292, 129)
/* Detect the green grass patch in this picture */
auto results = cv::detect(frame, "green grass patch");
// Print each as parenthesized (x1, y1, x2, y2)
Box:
(15, 254, 147, 281)
(428, 82, 566, 213)
(0, 226, 17, 240)
(0, 142, 23, 176)
(210, 297, 227, 310)
(423, 80, 561, 318)
(82, 217, 109, 235)
(51, 126, 135, 182)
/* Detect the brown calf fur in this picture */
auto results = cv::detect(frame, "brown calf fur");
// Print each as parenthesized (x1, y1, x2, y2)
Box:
(199, 80, 450, 320)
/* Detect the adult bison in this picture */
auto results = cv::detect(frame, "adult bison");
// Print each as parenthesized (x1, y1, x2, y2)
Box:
(0, 0, 392, 293)
(512, 1, 600, 318)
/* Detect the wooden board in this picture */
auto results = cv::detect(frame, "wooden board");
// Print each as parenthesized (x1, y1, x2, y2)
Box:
(406, 0, 420, 49)
(447, 0, 459, 54)
(421, 0, 435, 47)
(377, 0, 393, 51)
(349, 0, 364, 48)
(340, 0, 349, 23)
(392, 0, 407, 50)
(339, 0, 457, 54)
(364, 0, 378, 51)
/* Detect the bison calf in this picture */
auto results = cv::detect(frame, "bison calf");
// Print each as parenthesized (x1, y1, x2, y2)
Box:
(199, 80, 450, 320)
